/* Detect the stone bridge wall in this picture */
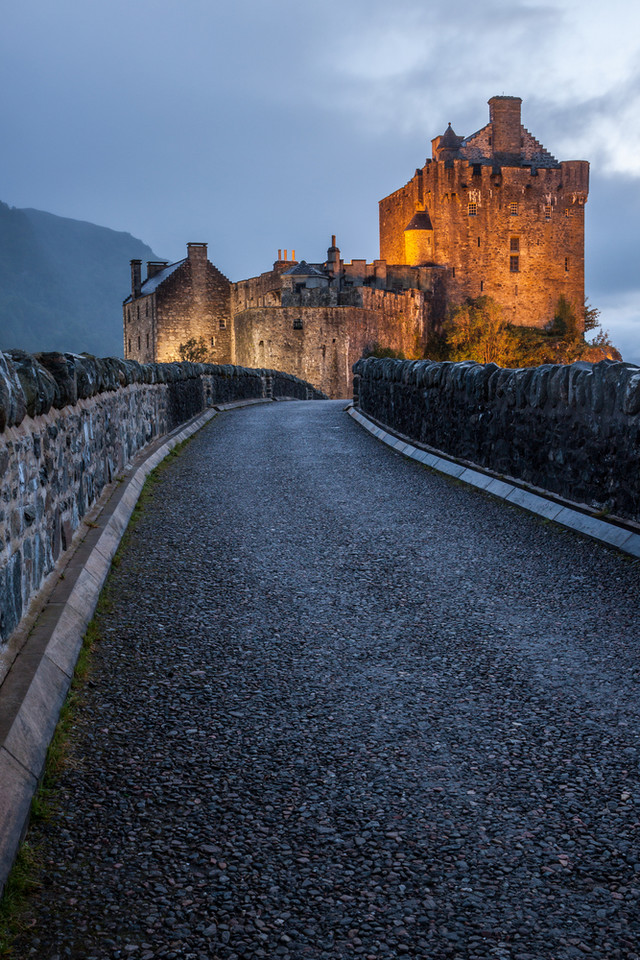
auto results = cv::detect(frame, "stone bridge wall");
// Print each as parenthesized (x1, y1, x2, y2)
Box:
(0, 350, 324, 644)
(353, 356, 640, 522)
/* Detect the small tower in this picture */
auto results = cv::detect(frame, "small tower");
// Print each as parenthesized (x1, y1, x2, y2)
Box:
(404, 208, 434, 266)
(326, 235, 342, 278)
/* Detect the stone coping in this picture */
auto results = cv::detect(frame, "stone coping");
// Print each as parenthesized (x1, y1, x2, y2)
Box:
(0, 399, 272, 896)
(348, 405, 640, 560)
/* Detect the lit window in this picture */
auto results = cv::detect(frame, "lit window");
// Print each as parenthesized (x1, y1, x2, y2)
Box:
(544, 204, 552, 219)
(293, 318, 303, 330)
(468, 202, 477, 217)
(510, 237, 519, 252)
(565, 208, 570, 218)
(509, 202, 518, 216)
(510, 256, 519, 273)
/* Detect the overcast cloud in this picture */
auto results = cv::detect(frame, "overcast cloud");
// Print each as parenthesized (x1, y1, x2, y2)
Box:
(0, 0, 638, 361)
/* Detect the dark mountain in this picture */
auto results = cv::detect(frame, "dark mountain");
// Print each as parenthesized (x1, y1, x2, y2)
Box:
(0, 201, 161, 358)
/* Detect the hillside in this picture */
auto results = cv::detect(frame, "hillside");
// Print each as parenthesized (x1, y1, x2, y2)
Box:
(0, 201, 160, 358)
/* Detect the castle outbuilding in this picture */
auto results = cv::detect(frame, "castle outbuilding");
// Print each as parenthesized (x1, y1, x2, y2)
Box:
(124, 96, 589, 397)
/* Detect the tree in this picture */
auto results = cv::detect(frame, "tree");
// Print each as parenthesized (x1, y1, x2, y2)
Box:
(443, 296, 517, 366)
(178, 337, 210, 362)
(547, 295, 581, 342)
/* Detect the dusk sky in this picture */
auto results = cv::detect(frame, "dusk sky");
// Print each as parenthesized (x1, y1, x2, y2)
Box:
(1, 0, 639, 362)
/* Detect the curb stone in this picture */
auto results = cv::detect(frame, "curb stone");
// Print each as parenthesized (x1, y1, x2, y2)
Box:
(0, 401, 261, 896)
(347, 405, 640, 560)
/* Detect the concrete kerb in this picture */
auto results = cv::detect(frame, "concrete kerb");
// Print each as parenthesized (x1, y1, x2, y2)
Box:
(347, 405, 640, 560)
(0, 401, 244, 896)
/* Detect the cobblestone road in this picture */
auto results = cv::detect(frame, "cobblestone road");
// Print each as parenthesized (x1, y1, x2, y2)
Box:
(11, 400, 640, 960)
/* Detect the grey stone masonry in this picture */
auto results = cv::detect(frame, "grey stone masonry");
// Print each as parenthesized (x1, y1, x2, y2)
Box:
(0, 350, 324, 648)
(353, 356, 640, 523)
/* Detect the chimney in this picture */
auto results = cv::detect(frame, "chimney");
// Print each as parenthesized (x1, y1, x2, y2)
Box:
(284, 249, 288, 261)
(187, 242, 208, 261)
(130, 260, 142, 298)
(278, 249, 282, 260)
(291, 249, 295, 262)
(488, 96, 522, 164)
(146, 260, 169, 280)
(326, 235, 341, 276)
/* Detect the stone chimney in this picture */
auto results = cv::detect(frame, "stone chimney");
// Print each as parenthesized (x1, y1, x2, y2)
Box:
(187, 242, 208, 262)
(130, 260, 142, 299)
(326, 235, 341, 276)
(146, 261, 169, 280)
(488, 96, 522, 165)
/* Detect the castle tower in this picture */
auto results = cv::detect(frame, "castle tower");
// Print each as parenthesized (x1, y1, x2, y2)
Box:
(379, 95, 589, 329)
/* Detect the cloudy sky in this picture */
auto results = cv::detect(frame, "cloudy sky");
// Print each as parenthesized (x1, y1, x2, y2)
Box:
(1, 0, 639, 361)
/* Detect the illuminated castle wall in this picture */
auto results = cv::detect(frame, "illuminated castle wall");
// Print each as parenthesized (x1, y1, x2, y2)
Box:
(123, 96, 589, 397)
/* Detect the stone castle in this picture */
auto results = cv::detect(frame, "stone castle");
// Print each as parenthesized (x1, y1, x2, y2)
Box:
(124, 96, 588, 397)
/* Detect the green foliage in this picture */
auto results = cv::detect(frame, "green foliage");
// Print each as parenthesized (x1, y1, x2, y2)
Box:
(435, 295, 621, 367)
(178, 336, 210, 363)
(443, 296, 518, 366)
(361, 342, 406, 360)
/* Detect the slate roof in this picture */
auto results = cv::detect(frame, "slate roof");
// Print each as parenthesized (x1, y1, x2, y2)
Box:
(284, 261, 327, 278)
(404, 211, 433, 231)
(123, 259, 186, 303)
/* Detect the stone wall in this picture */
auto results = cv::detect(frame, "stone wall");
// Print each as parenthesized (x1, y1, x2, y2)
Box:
(0, 350, 324, 645)
(353, 356, 640, 521)
(379, 158, 587, 330)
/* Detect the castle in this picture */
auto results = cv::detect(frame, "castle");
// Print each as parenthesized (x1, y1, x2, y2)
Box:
(124, 96, 588, 398)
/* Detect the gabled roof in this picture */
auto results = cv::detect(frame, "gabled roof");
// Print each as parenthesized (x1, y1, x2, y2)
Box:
(405, 211, 433, 231)
(284, 260, 327, 278)
(123, 259, 186, 303)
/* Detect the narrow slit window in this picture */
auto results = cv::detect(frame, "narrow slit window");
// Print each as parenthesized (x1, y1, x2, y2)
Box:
(565, 257, 569, 272)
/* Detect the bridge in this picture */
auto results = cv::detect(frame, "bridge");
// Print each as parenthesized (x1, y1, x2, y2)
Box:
(2, 393, 640, 958)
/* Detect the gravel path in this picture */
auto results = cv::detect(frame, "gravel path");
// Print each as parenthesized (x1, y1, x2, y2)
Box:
(11, 400, 640, 960)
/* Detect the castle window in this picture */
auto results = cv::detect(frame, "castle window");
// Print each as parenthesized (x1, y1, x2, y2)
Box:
(137, 335, 141, 349)
(509, 202, 518, 216)
(565, 257, 569, 272)
(510, 237, 520, 252)
(480, 280, 484, 292)
(473, 163, 482, 177)
(477, 237, 481, 247)
(510, 255, 519, 273)
(137, 305, 140, 320)
(219, 318, 226, 329)
(211, 337, 214, 347)
(565, 208, 570, 217)
(128, 339, 131, 354)
(452, 267, 455, 278)
(468, 202, 477, 217)
(145, 301, 149, 316)
(146, 333, 149, 348)
(293, 318, 303, 330)
(544, 204, 552, 219)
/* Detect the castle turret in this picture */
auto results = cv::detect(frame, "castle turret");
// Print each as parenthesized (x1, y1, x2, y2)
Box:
(403, 208, 434, 266)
